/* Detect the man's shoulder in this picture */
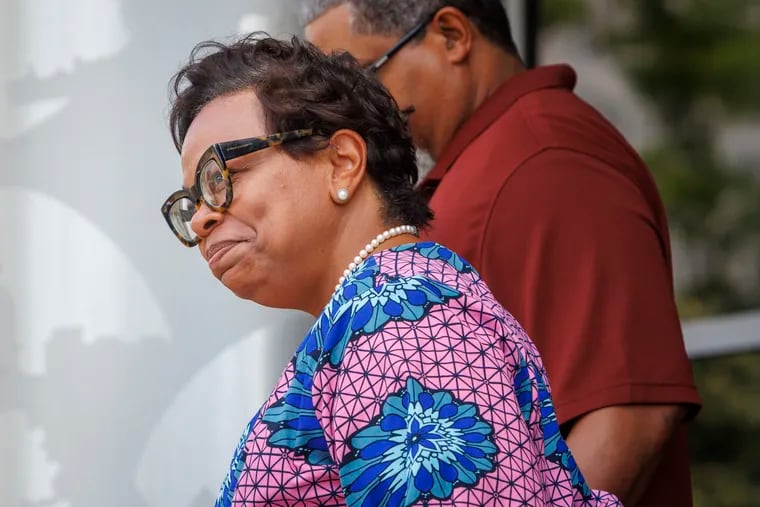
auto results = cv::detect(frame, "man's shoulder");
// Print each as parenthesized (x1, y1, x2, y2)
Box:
(445, 85, 650, 198)
(495, 86, 629, 155)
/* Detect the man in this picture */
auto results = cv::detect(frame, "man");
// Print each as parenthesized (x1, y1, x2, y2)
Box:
(303, 1, 702, 506)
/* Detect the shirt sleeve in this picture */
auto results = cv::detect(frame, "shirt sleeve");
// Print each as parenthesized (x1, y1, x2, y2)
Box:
(479, 148, 701, 425)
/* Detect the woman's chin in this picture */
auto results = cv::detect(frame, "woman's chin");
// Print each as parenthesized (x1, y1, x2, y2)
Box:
(219, 269, 254, 298)
(221, 275, 271, 306)
(218, 267, 305, 310)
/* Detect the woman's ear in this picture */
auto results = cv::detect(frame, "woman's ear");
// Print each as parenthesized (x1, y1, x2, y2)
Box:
(326, 129, 367, 204)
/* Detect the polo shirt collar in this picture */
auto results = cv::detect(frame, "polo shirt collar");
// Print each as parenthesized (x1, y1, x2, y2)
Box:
(421, 64, 577, 185)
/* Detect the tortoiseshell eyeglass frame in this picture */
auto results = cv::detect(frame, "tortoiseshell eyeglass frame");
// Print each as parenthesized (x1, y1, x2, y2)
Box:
(161, 128, 314, 247)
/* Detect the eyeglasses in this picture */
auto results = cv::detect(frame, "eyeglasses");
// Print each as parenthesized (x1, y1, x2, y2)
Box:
(161, 128, 313, 247)
(365, 12, 437, 73)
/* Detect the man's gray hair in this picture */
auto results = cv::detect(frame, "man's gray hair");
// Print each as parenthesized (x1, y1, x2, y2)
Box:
(301, 0, 436, 36)
(301, 0, 517, 54)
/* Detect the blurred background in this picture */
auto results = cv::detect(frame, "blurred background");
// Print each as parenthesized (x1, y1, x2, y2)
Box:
(0, 1, 757, 506)
(539, 3, 760, 505)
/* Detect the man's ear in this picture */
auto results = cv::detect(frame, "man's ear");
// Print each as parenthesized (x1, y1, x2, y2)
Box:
(431, 6, 473, 64)
(325, 129, 367, 204)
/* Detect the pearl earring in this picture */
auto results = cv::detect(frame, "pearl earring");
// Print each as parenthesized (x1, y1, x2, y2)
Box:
(336, 188, 349, 202)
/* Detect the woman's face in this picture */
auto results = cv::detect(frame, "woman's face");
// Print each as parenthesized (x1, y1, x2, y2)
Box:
(181, 90, 335, 309)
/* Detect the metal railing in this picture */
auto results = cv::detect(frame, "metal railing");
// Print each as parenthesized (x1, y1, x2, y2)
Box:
(683, 310, 760, 359)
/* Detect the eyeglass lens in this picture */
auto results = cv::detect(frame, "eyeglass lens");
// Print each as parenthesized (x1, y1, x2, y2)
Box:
(168, 196, 198, 243)
(199, 159, 227, 208)
(168, 157, 231, 243)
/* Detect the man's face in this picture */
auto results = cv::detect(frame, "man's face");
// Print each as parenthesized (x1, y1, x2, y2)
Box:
(306, 4, 443, 155)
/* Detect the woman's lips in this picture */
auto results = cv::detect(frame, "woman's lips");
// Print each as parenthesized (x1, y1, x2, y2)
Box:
(207, 240, 242, 267)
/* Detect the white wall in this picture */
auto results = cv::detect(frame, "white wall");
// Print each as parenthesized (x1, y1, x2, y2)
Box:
(0, 2, 313, 506)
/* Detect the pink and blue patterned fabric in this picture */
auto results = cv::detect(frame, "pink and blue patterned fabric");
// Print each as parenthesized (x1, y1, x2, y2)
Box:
(215, 242, 620, 506)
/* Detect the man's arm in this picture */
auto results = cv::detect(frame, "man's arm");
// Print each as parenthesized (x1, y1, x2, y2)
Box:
(479, 149, 701, 502)
(566, 404, 688, 505)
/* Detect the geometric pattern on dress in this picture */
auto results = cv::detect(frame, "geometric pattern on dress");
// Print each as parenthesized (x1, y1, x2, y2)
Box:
(215, 242, 621, 506)
(214, 410, 260, 507)
(394, 241, 477, 276)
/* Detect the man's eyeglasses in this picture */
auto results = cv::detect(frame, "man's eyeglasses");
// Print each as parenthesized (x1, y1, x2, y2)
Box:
(365, 12, 437, 73)
(161, 128, 313, 247)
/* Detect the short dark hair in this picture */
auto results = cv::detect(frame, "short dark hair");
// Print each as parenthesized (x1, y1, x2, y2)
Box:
(302, 0, 518, 56)
(168, 33, 432, 229)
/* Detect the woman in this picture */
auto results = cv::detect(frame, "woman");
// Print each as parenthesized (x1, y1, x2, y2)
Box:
(161, 34, 620, 507)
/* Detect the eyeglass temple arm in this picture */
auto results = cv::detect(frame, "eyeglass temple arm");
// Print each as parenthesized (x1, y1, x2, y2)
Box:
(368, 13, 436, 72)
(368, 55, 390, 72)
(217, 129, 315, 161)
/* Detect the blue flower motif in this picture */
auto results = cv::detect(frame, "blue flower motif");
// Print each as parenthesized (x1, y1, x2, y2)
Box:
(262, 352, 334, 466)
(513, 354, 534, 423)
(338, 256, 381, 301)
(325, 275, 460, 366)
(394, 241, 475, 274)
(340, 377, 497, 507)
(215, 410, 260, 507)
(513, 355, 592, 499)
(296, 314, 327, 357)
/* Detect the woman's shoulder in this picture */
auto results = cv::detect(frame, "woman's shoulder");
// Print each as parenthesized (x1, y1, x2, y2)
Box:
(329, 241, 514, 327)
(323, 241, 531, 358)
(384, 241, 480, 279)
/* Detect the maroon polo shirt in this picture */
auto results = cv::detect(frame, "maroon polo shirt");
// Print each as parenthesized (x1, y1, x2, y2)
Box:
(420, 64, 701, 506)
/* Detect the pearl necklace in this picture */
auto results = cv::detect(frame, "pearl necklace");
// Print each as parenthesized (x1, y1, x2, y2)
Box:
(335, 225, 418, 293)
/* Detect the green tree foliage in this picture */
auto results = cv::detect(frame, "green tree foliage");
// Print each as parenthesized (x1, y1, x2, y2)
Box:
(540, 1, 760, 505)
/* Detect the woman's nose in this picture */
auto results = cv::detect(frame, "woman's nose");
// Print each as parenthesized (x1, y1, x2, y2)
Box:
(190, 202, 225, 239)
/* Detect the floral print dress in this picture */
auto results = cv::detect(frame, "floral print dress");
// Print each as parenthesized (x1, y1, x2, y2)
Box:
(215, 242, 621, 506)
